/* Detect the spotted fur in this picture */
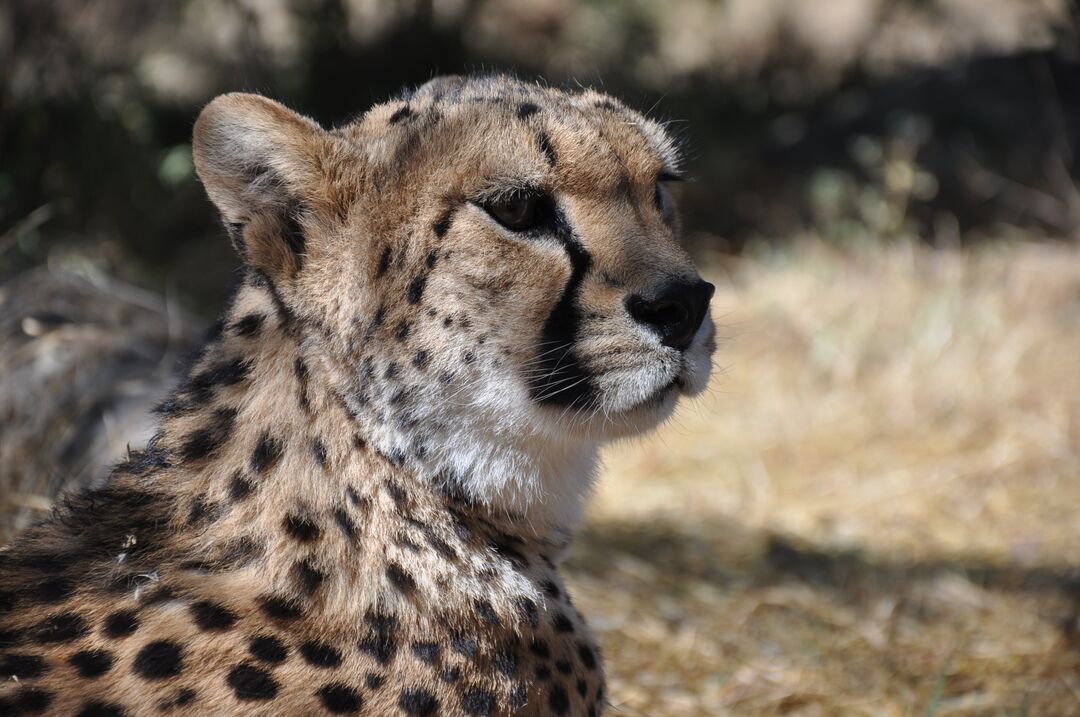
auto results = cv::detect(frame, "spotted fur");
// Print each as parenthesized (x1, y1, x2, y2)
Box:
(0, 75, 715, 716)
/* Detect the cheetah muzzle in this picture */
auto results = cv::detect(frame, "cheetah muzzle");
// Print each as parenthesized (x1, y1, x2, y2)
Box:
(0, 75, 715, 716)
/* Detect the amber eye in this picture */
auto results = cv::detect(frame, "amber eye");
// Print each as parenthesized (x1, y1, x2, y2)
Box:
(483, 191, 548, 232)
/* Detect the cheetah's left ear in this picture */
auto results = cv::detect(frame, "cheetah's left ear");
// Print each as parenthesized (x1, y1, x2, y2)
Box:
(193, 93, 336, 280)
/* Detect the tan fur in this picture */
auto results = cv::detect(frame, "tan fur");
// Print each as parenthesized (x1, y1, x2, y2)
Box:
(0, 76, 714, 716)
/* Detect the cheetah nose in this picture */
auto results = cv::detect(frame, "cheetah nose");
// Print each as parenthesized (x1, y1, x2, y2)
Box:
(627, 279, 715, 351)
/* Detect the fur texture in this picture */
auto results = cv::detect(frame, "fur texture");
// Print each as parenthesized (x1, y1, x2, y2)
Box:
(0, 75, 715, 716)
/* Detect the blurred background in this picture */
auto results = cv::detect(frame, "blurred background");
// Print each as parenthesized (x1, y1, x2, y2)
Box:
(3, 1, 1080, 715)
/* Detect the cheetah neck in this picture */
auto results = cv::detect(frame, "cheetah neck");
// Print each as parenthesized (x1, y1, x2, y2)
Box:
(154, 273, 593, 553)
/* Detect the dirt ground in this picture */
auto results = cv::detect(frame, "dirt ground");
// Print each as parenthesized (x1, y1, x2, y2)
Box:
(569, 240, 1080, 716)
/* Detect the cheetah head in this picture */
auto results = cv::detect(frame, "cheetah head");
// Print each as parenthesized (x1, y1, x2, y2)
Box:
(193, 76, 715, 529)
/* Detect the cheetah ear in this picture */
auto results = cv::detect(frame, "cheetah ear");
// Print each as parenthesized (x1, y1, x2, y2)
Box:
(192, 93, 332, 279)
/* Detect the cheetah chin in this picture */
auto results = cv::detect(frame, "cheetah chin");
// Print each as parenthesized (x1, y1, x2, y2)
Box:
(0, 75, 715, 717)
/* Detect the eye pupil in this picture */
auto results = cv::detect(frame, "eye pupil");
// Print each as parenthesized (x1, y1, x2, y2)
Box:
(485, 192, 546, 231)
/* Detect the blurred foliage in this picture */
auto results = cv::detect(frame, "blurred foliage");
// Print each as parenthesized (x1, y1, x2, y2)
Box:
(2, 0, 1079, 310)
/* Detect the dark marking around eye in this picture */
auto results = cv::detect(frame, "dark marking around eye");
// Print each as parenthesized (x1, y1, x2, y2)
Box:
(537, 130, 558, 166)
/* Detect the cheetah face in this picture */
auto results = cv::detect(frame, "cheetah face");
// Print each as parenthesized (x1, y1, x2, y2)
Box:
(193, 76, 715, 500)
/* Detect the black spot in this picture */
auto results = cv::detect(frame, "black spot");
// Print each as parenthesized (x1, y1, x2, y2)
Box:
(577, 678, 588, 697)
(175, 689, 196, 706)
(494, 646, 518, 677)
(251, 432, 283, 474)
(293, 559, 326, 596)
(384, 481, 409, 510)
(395, 321, 412, 341)
(300, 641, 343, 669)
(578, 643, 597, 670)
(474, 599, 500, 626)
(432, 207, 455, 237)
(389, 105, 413, 123)
(549, 685, 571, 714)
(69, 649, 114, 678)
(425, 249, 438, 268)
(313, 439, 328, 468)
(180, 408, 238, 462)
(510, 684, 529, 709)
(518, 102, 540, 119)
(333, 507, 357, 541)
(365, 673, 385, 690)
(103, 610, 139, 638)
(553, 612, 575, 633)
(187, 357, 251, 401)
(442, 316, 453, 328)
(406, 274, 427, 304)
(186, 496, 224, 527)
(283, 514, 321, 542)
(535, 665, 551, 680)
(357, 611, 397, 664)
(461, 687, 495, 716)
(0, 653, 47, 679)
(398, 689, 438, 717)
(228, 472, 256, 501)
(529, 639, 551, 659)
(556, 659, 572, 675)
(227, 663, 279, 701)
(249, 634, 288, 664)
(259, 595, 303, 621)
(76, 701, 126, 717)
(440, 666, 460, 683)
(517, 598, 540, 629)
(0, 628, 20, 648)
(133, 640, 184, 680)
(450, 633, 478, 659)
(190, 601, 237, 631)
(411, 350, 430, 370)
(6, 687, 53, 714)
(542, 580, 561, 599)
(410, 642, 440, 664)
(366, 306, 386, 339)
(233, 312, 265, 337)
(318, 683, 363, 714)
(376, 246, 393, 277)
(537, 130, 558, 165)
(385, 562, 417, 595)
(29, 576, 74, 604)
(34, 612, 87, 643)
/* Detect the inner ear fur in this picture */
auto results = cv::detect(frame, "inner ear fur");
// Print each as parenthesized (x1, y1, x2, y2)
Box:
(193, 93, 330, 278)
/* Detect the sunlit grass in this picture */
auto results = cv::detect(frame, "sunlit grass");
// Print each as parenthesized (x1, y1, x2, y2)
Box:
(570, 238, 1080, 715)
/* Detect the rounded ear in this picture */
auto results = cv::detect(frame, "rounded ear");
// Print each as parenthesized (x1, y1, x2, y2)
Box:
(192, 93, 330, 278)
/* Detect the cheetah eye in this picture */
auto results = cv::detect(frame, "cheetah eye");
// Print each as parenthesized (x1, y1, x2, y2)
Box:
(482, 191, 549, 232)
(655, 172, 683, 223)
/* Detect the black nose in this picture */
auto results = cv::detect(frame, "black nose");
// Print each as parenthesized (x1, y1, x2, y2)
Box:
(627, 279, 715, 350)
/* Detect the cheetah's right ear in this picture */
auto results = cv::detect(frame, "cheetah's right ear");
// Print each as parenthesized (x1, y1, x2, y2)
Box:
(192, 93, 333, 280)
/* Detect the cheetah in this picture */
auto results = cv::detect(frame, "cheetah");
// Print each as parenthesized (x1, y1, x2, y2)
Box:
(0, 75, 715, 716)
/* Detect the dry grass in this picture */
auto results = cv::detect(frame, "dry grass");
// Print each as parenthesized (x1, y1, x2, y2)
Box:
(569, 239, 1080, 716)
